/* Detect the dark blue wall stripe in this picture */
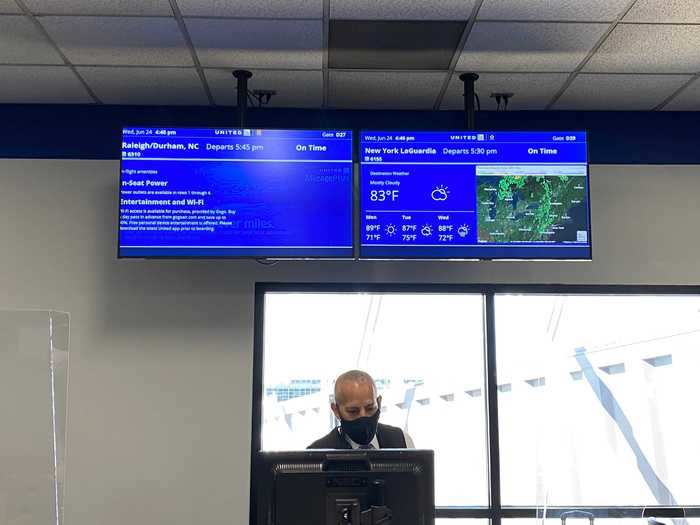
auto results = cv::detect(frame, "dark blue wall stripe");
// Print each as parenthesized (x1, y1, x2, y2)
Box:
(0, 104, 698, 163)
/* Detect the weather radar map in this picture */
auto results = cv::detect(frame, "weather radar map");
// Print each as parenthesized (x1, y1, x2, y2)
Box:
(477, 170, 588, 244)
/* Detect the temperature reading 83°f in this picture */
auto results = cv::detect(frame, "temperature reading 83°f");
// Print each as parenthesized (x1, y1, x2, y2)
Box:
(369, 189, 400, 202)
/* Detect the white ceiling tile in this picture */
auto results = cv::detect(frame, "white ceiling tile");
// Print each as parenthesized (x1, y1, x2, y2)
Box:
(330, 0, 476, 20)
(0, 1, 21, 14)
(0, 15, 63, 63)
(40, 16, 193, 66)
(584, 24, 700, 74)
(78, 67, 208, 105)
(329, 70, 445, 109)
(478, 0, 630, 22)
(0, 65, 93, 102)
(662, 77, 700, 111)
(458, 22, 608, 72)
(23, 0, 172, 15)
(187, 18, 322, 69)
(205, 68, 322, 107)
(177, 0, 322, 18)
(624, 0, 700, 23)
(442, 72, 569, 110)
(553, 73, 691, 110)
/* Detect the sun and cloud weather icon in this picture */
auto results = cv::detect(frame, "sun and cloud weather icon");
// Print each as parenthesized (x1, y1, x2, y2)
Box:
(431, 185, 450, 201)
(421, 225, 433, 236)
(457, 224, 470, 238)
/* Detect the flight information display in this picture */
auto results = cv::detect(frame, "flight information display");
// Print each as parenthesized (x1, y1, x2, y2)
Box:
(360, 131, 591, 259)
(119, 128, 353, 258)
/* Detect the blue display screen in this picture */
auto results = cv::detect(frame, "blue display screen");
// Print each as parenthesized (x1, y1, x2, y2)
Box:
(360, 131, 591, 260)
(119, 128, 353, 258)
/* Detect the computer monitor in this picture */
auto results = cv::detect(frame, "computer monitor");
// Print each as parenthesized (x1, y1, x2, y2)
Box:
(118, 127, 354, 259)
(359, 130, 591, 260)
(253, 449, 434, 525)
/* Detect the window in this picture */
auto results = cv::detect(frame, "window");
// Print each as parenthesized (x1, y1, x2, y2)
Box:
(252, 285, 700, 523)
(504, 518, 698, 525)
(261, 292, 488, 506)
(496, 295, 700, 507)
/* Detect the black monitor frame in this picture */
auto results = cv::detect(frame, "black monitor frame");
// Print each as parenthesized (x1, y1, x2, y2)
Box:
(357, 130, 592, 261)
(254, 449, 435, 525)
(116, 126, 355, 260)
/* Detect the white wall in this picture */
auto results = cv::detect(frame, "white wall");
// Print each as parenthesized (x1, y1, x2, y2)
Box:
(0, 159, 698, 525)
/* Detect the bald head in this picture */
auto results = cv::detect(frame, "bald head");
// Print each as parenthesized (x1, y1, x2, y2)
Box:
(332, 370, 381, 421)
(334, 370, 377, 404)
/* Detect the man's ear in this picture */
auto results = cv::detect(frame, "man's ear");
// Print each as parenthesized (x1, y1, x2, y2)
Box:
(377, 395, 383, 409)
(331, 402, 341, 420)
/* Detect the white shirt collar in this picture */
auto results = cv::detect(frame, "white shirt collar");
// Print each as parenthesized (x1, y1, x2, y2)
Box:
(338, 428, 380, 449)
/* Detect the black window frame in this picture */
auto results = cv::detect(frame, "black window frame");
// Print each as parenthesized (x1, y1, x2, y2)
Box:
(250, 283, 700, 524)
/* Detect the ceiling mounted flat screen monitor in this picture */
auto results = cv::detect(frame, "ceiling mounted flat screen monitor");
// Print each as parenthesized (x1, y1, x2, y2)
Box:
(119, 128, 353, 258)
(360, 131, 591, 260)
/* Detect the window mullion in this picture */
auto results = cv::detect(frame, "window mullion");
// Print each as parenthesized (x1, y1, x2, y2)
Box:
(484, 293, 502, 525)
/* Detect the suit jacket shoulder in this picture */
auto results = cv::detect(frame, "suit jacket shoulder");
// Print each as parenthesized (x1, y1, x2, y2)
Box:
(376, 423, 407, 448)
(307, 427, 350, 449)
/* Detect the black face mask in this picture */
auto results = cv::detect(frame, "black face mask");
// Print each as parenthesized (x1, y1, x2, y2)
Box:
(340, 408, 381, 446)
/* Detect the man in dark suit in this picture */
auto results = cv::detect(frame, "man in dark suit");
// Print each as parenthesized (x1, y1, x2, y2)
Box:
(308, 370, 414, 449)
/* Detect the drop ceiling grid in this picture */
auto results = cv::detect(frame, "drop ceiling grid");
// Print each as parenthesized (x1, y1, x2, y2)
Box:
(0, 0, 697, 108)
(0, 0, 20, 13)
(10, 1, 103, 102)
(451, 0, 700, 109)
(541, 0, 648, 108)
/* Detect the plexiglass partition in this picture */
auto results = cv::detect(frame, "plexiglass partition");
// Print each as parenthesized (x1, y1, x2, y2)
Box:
(0, 310, 70, 525)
